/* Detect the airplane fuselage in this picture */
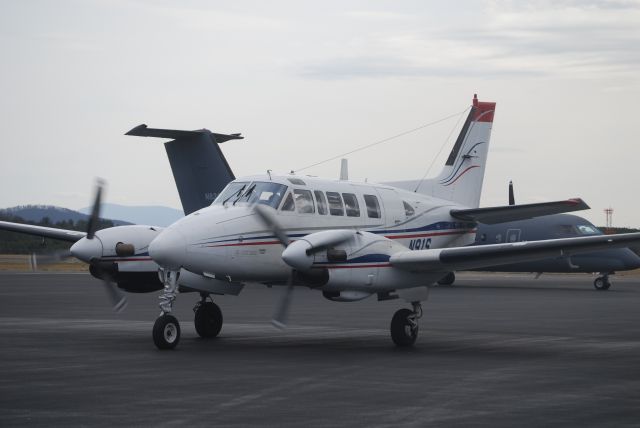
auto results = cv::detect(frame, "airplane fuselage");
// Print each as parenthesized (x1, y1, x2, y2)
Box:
(150, 174, 477, 293)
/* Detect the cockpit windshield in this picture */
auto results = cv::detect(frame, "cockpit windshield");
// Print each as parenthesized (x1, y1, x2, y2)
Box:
(213, 181, 288, 208)
(576, 224, 601, 235)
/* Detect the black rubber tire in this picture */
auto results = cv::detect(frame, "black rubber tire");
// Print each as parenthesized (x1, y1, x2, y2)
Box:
(390, 308, 418, 347)
(194, 302, 223, 338)
(437, 272, 456, 286)
(594, 277, 609, 291)
(153, 314, 181, 350)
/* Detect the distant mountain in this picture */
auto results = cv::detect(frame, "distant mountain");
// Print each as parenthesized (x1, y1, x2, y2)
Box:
(79, 203, 184, 227)
(0, 205, 130, 226)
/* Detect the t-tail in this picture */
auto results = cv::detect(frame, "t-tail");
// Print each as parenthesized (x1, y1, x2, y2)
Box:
(126, 125, 241, 215)
(418, 94, 495, 208)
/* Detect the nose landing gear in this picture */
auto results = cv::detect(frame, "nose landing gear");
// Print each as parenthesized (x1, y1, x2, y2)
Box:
(390, 301, 423, 347)
(153, 269, 181, 350)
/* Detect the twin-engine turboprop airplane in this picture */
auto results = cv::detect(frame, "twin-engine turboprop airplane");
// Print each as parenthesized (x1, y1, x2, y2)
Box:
(142, 95, 640, 350)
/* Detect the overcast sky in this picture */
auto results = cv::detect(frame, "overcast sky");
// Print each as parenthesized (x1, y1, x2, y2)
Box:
(1, 0, 639, 227)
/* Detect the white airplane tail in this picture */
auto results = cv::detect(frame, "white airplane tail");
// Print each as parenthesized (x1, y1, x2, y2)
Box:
(390, 95, 496, 208)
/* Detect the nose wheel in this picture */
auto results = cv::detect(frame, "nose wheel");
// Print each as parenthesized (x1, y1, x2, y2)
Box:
(390, 302, 422, 347)
(153, 314, 181, 349)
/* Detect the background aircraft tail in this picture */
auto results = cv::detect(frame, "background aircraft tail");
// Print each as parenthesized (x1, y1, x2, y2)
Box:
(390, 95, 496, 208)
(126, 125, 240, 215)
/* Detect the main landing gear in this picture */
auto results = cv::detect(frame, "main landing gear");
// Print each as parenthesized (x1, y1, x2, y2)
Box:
(152, 270, 225, 350)
(194, 294, 223, 339)
(390, 302, 423, 347)
(594, 274, 612, 291)
(437, 272, 455, 286)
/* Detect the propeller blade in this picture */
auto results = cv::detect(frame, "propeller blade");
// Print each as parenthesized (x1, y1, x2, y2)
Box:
(89, 258, 127, 313)
(101, 279, 128, 313)
(271, 274, 294, 329)
(86, 179, 105, 240)
(30, 249, 74, 270)
(254, 205, 290, 247)
(508, 180, 515, 206)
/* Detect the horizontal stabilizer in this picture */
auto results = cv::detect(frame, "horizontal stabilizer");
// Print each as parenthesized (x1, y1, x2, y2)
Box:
(390, 232, 640, 273)
(450, 198, 589, 225)
(126, 124, 243, 144)
(0, 221, 86, 242)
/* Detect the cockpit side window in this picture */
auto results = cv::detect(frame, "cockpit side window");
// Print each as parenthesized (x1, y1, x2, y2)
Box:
(314, 191, 328, 215)
(342, 193, 360, 217)
(326, 192, 344, 216)
(403, 201, 415, 217)
(281, 193, 295, 211)
(294, 189, 315, 214)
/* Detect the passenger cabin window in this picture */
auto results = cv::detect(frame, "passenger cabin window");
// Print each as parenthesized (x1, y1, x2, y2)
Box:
(314, 191, 328, 215)
(363, 194, 381, 218)
(326, 192, 344, 216)
(342, 193, 360, 217)
(281, 193, 295, 211)
(294, 189, 315, 214)
(403, 201, 415, 217)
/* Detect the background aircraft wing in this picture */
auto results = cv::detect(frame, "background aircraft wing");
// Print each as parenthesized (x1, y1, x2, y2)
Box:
(390, 232, 640, 272)
(0, 221, 86, 242)
(450, 198, 589, 224)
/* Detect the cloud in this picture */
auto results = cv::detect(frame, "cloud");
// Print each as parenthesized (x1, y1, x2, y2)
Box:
(297, 1, 640, 81)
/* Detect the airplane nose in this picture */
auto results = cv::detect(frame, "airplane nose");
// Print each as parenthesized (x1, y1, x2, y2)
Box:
(70, 237, 103, 262)
(149, 228, 187, 270)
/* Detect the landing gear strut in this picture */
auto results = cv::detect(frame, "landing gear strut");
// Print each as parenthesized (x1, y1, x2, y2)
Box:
(390, 301, 423, 347)
(594, 274, 612, 291)
(194, 294, 223, 338)
(153, 269, 181, 350)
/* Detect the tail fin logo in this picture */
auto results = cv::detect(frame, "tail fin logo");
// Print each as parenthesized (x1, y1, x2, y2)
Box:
(439, 141, 487, 186)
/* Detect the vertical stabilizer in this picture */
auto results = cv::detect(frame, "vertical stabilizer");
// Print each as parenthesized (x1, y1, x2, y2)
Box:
(126, 125, 241, 215)
(415, 95, 495, 208)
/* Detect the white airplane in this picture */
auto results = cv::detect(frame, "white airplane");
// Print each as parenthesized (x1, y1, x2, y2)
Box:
(140, 94, 640, 350)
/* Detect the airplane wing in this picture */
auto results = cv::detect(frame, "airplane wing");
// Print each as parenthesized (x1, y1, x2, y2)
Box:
(450, 198, 589, 224)
(389, 232, 640, 272)
(0, 220, 86, 242)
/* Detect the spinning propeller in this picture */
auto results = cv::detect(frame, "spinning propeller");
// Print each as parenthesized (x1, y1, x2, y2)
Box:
(34, 179, 128, 312)
(254, 204, 353, 328)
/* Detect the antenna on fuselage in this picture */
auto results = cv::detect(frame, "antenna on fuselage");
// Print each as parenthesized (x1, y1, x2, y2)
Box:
(340, 159, 348, 180)
(509, 180, 515, 206)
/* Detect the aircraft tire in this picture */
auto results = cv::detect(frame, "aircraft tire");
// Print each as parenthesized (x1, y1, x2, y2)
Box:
(194, 302, 223, 338)
(153, 314, 181, 350)
(390, 308, 418, 347)
(594, 277, 610, 291)
(437, 272, 456, 286)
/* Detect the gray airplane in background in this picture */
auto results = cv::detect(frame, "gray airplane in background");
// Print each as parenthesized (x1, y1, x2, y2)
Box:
(436, 182, 640, 290)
